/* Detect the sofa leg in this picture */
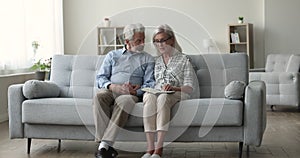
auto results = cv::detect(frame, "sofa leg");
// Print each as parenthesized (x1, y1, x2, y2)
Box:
(239, 142, 243, 158)
(271, 105, 275, 111)
(246, 145, 250, 156)
(57, 139, 61, 153)
(27, 138, 32, 154)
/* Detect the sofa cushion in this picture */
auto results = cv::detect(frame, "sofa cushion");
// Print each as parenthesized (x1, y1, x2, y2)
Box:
(23, 80, 60, 99)
(22, 97, 145, 126)
(127, 98, 244, 127)
(22, 97, 145, 127)
(265, 54, 300, 72)
(170, 98, 244, 127)
(22, 97, 243, 127)
(188, 53, 248, 98)
(224, 81, 246, 99)
(50, 55, 105, 99)
(22, 98, 94, 125)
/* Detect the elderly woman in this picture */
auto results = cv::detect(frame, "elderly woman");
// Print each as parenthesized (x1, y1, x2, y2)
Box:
(142, 24, 195, 158)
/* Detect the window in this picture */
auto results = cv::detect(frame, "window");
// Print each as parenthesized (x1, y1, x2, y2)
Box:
(0, 0, 63, 73)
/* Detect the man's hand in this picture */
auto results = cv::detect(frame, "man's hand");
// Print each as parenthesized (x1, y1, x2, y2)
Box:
(109, 83, 140, 96)
(123, 82, 140, 95)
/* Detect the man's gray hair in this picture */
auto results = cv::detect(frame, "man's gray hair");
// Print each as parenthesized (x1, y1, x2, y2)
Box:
(123, 23, 145, 40)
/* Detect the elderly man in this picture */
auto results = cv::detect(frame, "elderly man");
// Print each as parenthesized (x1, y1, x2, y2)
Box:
(94, 23, 155, 158)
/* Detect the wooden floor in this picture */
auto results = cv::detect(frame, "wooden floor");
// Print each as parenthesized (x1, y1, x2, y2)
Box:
(0, 106, 299, 158)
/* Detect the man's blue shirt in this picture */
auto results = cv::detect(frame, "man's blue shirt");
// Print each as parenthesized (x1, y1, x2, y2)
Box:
(96, 48, 155, 97)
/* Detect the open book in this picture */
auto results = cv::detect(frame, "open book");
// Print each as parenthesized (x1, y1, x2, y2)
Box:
(141, 87, 175, 94)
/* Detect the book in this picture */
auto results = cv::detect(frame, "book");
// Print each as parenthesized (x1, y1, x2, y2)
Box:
(141, 87, 175, 94)
(230, 33, 236, 43)
(230, 32, 240, 43)
(118, 34, 124, 45)
(102, 35, 107, 45)
(234, 33, 240, 43)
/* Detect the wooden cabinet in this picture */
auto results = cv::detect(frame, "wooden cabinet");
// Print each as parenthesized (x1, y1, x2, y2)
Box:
(97, 26, 124, 55)
(228, 23, 253, 68)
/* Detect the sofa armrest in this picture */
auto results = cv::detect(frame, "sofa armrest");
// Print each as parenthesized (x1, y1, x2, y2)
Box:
(244, 80, 266, 146)
(8, 84, 26, 138)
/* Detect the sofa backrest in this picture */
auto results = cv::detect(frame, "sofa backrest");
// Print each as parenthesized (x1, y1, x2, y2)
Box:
(265, 54, 300, 72)
(51, 55, 105, 99)
(51, 53, 248, 99)
(188, 53, 248, 98)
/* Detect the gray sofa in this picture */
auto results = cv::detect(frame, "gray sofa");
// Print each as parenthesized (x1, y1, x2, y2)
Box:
(8, 53, 266, 157)
(249, 54, 300, 109)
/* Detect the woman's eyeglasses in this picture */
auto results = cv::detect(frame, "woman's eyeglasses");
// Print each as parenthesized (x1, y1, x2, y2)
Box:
(153, 36, 173, 44)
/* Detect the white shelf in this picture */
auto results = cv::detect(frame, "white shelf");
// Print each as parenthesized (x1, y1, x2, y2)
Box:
(97, 26, 124, 55)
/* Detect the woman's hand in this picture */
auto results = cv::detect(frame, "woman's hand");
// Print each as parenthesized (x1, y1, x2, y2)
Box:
(162, 84, 193, 93)
(162, 84, 173, 91)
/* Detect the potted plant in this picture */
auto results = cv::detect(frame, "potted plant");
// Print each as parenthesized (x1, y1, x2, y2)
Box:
(30, 58, 52, 80)
(238, 16, 244, 24)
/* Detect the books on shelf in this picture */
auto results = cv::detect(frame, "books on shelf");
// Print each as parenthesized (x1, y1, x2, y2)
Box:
(102, 35, 107, 45)
(99, 33, 108, 45)
(230, 32, 240, 43)
(141, 87, 175, 94)
(116, 34, 124, 45)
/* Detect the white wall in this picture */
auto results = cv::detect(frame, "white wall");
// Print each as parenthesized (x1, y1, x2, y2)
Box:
(265, 0, 300, 57)
(63, 0, 265, 67)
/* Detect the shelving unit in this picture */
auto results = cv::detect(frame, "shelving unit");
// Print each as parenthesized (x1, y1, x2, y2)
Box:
(97, 26, 124, 55)
(228, 23, 253, 68)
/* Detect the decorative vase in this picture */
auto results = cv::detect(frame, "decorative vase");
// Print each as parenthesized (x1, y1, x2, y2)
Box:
(45, 71, 51, 80)
(104, 18, 111, 27)
(35, 71, 46, 81)
(238, 20, 244, 24)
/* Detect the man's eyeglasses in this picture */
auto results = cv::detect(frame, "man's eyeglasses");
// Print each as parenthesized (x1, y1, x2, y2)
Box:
(153, 36, 173, 44)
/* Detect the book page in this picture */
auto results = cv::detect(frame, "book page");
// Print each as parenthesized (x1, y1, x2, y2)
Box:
(141, 87, 175, 94)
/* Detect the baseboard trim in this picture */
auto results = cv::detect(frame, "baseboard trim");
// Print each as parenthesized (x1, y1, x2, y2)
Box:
(0, 112, 8, 123)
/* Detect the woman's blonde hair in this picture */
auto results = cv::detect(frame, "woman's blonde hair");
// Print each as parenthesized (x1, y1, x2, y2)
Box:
(152, 24, 182, 53)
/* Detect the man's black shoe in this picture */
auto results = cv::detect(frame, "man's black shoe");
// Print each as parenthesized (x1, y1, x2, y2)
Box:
(108, 146, 118, 157)
(95, 148, 107, 158)
(95, 146, 118, 158)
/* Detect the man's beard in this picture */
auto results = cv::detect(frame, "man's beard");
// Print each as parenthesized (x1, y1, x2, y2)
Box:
(133, 45, 144, 53)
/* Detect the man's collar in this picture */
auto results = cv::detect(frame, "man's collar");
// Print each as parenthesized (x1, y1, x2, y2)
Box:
(122, 48, 145, 55)
(122, 47, 127, 54)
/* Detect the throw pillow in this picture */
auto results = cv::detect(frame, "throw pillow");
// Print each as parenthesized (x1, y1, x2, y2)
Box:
(224, 81, 246, 99)
(23, 80, 60, 99)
